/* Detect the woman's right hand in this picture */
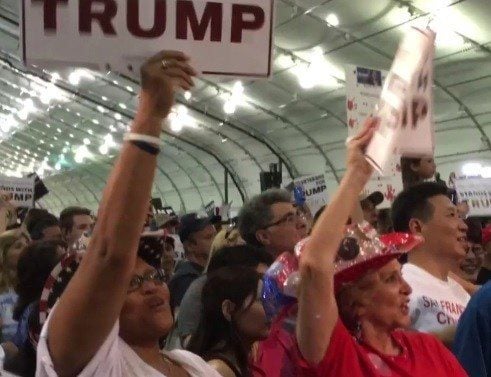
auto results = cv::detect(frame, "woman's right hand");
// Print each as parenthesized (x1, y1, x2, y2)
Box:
(139, 51, 197, 120)
(345, 117, 378, 188)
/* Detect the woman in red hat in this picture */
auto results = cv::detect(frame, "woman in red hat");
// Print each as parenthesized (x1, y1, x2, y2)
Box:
(295, 119, 467, 376)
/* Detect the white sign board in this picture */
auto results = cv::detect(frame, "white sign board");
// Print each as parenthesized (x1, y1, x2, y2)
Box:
(21, 0, 274, 78)
(288, 174, 329, 218)
(365, 27, 435, 174)
(455, 178, 491, 217)
(345, 64, 403, 203)
(345, 65, 388, 136)
(0, 176, 35, 208)
(361, 173, 403, 210)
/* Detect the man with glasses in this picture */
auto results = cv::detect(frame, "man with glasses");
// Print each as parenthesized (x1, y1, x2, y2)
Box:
(457, 219, 484, 283)
(238, 189, 308, 377)
(238, 189, 308, 258)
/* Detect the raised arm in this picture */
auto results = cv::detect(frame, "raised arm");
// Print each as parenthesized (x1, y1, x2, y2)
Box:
(47, 51, 196, 376)
(296, 119, 377, 364)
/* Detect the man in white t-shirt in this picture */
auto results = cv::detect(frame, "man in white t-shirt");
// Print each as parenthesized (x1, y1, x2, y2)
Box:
(391, 182, 470, 344)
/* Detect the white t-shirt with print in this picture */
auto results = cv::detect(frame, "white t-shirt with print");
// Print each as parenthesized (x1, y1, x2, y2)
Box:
(402, 263, 470, 333)
(36, 311, 222, 377)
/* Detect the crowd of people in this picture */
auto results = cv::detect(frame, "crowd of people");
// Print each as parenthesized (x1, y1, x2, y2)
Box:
(0, 51, 489, 377)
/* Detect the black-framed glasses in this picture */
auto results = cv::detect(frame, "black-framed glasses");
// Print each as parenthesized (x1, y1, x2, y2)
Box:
(128, 269, 167, 293)
(263, 210, 306, 229)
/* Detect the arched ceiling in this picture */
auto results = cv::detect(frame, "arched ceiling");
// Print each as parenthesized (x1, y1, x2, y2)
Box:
(0, 0, 490, 214)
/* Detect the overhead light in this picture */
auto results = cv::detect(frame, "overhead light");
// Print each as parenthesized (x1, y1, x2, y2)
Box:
(99, 144, 109, 155)
(74, 145, 92, 164)
(101, 96, 108, 101)
(126, 86, 133, 92)
(18, 98, 36, 120)
(114, 113, 122, 120)
(482, 166, 491, 178)
(222, 81, 244, 114)
(50, 72, 61, 83)
(83, 138, 91, 145)
(394, 6, 412, 23)
(277, 54, 294, 69)
(325, 13, 339, 26)
(68, 69, 95, 86)
(223, 100, 237, 114)
(429, 16, 464, 47)
(119, 103, 127, 109)
(55, 161, 61, 171)
(96, 106, 105, 113)
(462, 162, 482, 176)
(184, 91, 192, 101)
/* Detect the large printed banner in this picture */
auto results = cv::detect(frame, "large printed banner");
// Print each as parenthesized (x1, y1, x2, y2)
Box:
(455, 178, 491, 216)
(21, 0, 274, 78)
(0, 176, 35, 208)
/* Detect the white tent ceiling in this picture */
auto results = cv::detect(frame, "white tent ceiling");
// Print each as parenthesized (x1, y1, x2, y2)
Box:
(0, 0, 490, 214)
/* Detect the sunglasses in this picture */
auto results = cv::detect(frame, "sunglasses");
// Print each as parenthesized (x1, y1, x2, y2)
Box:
(128, 268, 167, 293)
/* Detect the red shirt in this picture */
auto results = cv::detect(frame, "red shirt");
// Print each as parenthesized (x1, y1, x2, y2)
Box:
(252, 305, 298, 377)
(296, 320, 468, 377)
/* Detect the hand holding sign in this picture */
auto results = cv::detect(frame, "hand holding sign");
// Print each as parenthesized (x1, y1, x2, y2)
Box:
(139, 51, 197, 119)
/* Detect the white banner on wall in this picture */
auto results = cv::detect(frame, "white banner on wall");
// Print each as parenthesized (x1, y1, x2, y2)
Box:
(455, 178, 491, 216)
(21, 0, 274, 78)
(0, 176, 35, 208)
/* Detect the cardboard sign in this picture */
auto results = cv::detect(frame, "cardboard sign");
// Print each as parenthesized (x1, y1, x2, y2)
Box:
(0, 176, 35, 208)
(345, 64, 403, 202)
(365, 27, 436, 174)
(455, 178, 491, 216)
(345, 65, 388, 136)
(286, 174, 329, 219)
(21, 0, 274, 78)
(361, 172, 403, 210)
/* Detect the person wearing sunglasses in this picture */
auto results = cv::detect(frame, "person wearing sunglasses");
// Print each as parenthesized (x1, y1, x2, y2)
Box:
(35, 51, 221, 377)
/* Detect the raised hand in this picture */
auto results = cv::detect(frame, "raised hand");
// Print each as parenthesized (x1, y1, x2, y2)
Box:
(139, 51, 197, 119)
(346, 117, 378, 187)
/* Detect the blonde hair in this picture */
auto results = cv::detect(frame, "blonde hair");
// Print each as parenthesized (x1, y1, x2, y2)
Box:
(205, 228, 245, 271)
(0, 230, 27, 291)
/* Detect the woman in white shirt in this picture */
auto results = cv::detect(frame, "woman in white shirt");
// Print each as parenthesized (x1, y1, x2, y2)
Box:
(36, 51, 221, 377)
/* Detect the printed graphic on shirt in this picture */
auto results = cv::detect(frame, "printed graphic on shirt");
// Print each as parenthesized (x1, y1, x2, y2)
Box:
(410, 296, 466, 328)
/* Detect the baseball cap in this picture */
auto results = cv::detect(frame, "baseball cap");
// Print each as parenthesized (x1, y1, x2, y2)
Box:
(179, 213, 212, 243)
(360, 191, 384, 206)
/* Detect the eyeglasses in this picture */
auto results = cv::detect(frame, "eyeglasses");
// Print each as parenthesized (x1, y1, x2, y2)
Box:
(128, 269, 167, 293)
(264, 210, 306, 229)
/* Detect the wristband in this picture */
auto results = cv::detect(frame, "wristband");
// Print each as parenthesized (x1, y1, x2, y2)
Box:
(129, 140, 160, 155)
(124, 132, 163, 147)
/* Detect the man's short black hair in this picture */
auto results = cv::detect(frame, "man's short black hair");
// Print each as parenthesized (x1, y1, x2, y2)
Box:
(207, 244, 273, 273)
(391, 182, 450, 232)
(27, 213, 59, 241)
(59, 207, 91, 232)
